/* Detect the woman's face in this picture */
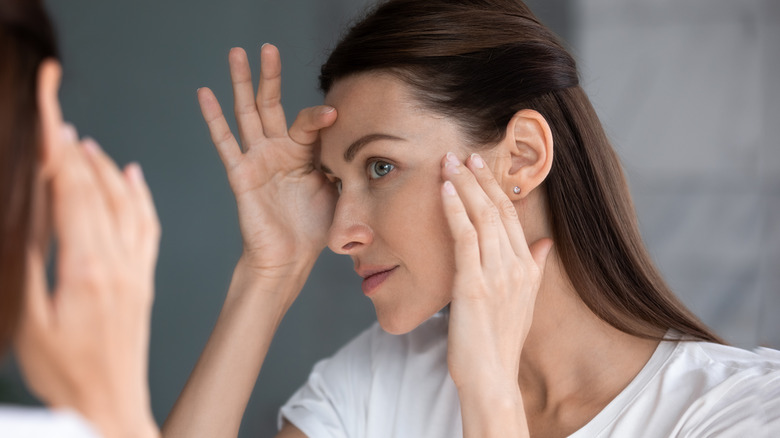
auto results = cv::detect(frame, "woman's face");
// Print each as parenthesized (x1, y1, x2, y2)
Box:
(320, 73, 475, 334)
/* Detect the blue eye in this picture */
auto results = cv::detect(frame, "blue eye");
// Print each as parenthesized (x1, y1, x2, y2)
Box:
(334, 179, 342, 194)
(368, 160, 394, 179)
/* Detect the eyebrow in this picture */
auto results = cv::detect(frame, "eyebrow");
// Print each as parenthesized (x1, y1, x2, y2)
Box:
(320, 133, 405, 174)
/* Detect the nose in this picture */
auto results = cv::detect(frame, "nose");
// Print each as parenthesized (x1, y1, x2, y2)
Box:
(327, 192, 373, 255)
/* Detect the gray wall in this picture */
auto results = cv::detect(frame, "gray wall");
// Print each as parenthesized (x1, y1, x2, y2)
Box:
(2, 0, 775, 437)
(574, 0, 780, 348)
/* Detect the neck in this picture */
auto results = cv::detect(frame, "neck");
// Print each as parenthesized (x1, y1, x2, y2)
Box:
(517, 250, 659, 428)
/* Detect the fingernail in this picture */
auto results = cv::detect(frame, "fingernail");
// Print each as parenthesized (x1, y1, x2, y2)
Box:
(127, 163, 145, 184)
(445, 152, 461, 174)
(443, 180, 456, 196)
(82, 137, 101, 155)
(61, 123, 77, 143)
(319, 106, 335, 115)
(470, 153, 484, 169)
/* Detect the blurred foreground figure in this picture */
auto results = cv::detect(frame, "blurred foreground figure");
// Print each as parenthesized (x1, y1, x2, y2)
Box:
(0, 0, 161, 436)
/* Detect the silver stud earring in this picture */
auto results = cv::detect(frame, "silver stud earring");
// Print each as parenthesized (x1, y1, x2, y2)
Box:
(513, 186, 521, 195)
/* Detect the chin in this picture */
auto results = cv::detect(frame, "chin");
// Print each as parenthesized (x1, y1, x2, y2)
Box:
(373, 302, 448, 335)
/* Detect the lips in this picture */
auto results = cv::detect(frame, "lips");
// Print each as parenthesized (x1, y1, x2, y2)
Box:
(359, 266, 398, 296)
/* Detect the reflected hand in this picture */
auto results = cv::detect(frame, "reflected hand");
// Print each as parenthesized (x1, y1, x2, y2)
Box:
(15, 124, 160, 438)
(440, 152, 552, 421)
(197, 45, 338, 278)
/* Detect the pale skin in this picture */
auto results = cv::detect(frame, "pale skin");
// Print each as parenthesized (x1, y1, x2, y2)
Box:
(164, 45, 660, 437)
(13, 60, 161, 438)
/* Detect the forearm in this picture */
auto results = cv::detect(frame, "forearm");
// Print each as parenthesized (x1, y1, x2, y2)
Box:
(457, 383, 529, 438)
(162, 256, 315, 438)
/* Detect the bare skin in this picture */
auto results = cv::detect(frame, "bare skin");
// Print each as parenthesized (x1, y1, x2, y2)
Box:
(164, 46, 659, 438)
(14, 60, 161, 438)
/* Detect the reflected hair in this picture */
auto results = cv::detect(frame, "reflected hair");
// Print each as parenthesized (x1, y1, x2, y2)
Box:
(320, 0, 722, 343)
(0, 0, 58, 354)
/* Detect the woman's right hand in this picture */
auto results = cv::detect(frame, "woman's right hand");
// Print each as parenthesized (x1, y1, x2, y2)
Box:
(14, 60, 160, 438)
(197, 44, 338, 281)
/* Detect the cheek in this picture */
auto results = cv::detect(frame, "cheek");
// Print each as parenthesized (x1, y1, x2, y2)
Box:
(393, 172, 457, 293)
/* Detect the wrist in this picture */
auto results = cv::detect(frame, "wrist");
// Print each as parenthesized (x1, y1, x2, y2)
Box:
(457, 381, 523, 409)
(236, 250, 318, 284)
(81, 400, 158, 438)
(228, 254, 316, 311)
(457, 384, 527, 438)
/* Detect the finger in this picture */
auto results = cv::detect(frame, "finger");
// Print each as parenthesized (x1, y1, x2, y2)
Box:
(123, 163, 161, 269)
(228, 47, 265, 149)
(257, 44, 288, 138)
(288, 105, 338, 145)
(464, 153, 532, 261)
(82, 138, 136, 248)
(51, 138, 115, 273)
(197, 87, 242, 169)
(441, 180, 482, 276)
(441, 152, 505, 268)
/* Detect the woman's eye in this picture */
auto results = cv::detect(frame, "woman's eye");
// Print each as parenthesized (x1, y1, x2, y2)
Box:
(368, 160, 394, 179)
(334, 180, 342, 194)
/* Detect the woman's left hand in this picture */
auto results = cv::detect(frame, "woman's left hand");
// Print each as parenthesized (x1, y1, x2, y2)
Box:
(440, 152, 553, 436)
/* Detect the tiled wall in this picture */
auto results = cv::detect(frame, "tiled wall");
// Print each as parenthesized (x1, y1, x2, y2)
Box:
(575, 0, 779, 347)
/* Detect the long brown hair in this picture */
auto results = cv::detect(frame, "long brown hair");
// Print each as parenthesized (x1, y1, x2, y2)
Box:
(0, 0, 58, 354)
(320, 0, 722, 343)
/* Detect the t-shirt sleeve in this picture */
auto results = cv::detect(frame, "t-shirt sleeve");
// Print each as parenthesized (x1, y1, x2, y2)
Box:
(674, 348, 780, 437)
(0, 406, 101, 437)
(277, 325, 376, 438)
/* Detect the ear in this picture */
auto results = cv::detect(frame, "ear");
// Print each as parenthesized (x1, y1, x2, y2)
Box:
(36, 59, 63, 176)
(492, 109, 553, 198)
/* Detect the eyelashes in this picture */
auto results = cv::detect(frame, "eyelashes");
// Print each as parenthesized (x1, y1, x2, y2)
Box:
(326, 158, 396, 195)
(367, 160, 394, 179)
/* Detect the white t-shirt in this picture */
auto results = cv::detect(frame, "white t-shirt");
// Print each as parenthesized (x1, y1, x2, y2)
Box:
(279, 313, 780, 437)
(0, 405, 100, 437)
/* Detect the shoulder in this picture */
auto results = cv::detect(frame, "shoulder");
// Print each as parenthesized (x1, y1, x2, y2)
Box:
(278, 314, 450, 437)
(0, 405, 100, 437)
(576, 339, 780, 437)
(664, 341, 780, 436)
(669, 340, 780, 382)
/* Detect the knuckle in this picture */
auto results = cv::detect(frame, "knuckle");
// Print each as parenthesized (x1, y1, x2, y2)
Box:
(478, 205, 500, 226)
(213, 128, 234, 146)
(509, 266, 524, 284)
(68, 256, 109, 291)
(497, 198, 518, 220)
(457, 227, 479, 247)
(296, 108, 314, 124)
(491, 275, 507, 293)
(459, 280, 488, 300)
(233, 101, 257, 115)
(261, 93, 281, 108)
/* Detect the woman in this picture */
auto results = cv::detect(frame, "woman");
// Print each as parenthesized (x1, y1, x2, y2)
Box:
(0, 0, 161, 436)
(165, 0, 780, 436)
